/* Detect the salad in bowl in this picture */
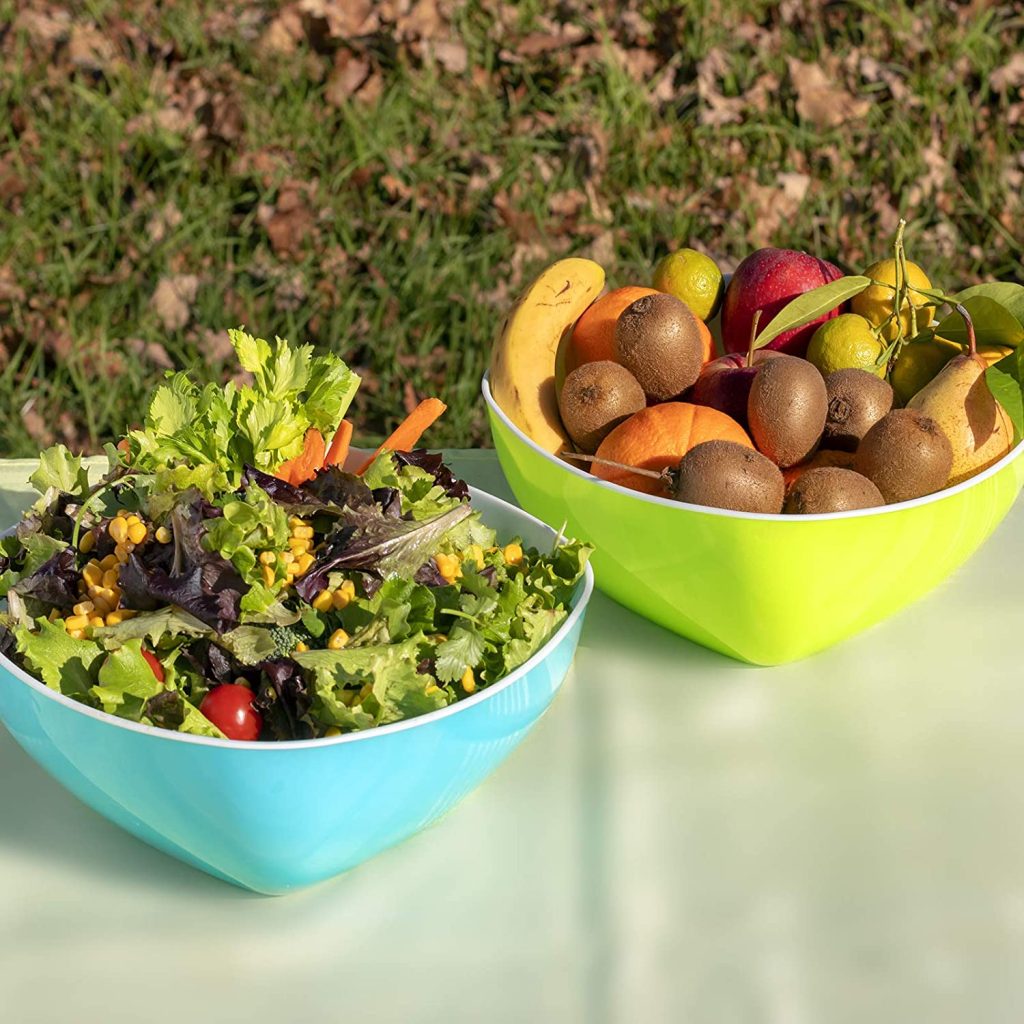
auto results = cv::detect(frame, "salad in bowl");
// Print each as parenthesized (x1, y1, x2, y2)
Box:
(0, 330, 589, 742)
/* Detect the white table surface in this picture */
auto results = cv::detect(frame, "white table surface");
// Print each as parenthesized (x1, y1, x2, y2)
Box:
(2, 451, 1024, 1023)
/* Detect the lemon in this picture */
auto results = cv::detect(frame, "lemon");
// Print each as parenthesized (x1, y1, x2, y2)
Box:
(806, 314, 887, 378)
(652, 248, 723, 321)
(851, 258, 935, 342)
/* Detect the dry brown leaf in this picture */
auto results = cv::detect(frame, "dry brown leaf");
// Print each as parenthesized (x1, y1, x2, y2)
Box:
(744, 172, 810, 246)
(325, 53, 373, 105)
(68, 23, 116, 71)
(906, 136, 951, 209)
(261, 5, 305, 55)
(266, 188, 315, 257)
(151, 274, 199, 331)
(21, 400, 54, 447)
(146, 202, 183, 244)
(697, 49, 745, 127)
(991, 53, 1024, 93)
(420, 38, 468, 74)
(125, 338, 174, 370)
(13, 9, 70, 48)
(0, 265, 25, 305)
(197, 328, 237, 363)
(787, 57, 870, 128)
(506, 25, 588, 59)
(299, 0, 380, 41)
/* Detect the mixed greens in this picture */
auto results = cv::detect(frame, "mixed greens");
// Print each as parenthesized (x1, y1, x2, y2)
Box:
(0, 331, 589, 741)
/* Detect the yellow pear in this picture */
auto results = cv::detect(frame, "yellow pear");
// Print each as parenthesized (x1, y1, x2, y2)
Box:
(907, 311, 1013, 486)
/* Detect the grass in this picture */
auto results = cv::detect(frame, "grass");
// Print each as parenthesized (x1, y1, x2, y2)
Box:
(0, 0, 1021, 454)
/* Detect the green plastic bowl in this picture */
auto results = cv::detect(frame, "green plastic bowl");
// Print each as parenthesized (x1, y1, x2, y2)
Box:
(483, 375, 1024, 665)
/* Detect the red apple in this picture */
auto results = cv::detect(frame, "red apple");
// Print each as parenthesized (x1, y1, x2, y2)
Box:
(721, 248, 844, 357)
(690, 350, 782, 428)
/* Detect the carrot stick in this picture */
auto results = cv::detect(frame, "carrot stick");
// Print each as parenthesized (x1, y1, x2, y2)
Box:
(324, 419, 353, 468)
(354, 398, 447, 475)
(276, 428, 325, 486)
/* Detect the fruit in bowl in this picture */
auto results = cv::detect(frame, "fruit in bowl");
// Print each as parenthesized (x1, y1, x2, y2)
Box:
(485, 225, 1024, 663)
(0, 330, 593, 891)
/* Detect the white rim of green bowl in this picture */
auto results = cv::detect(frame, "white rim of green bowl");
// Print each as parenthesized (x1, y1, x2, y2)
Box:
(481, 373, 1024, 523)
(0, 485, 594, 750)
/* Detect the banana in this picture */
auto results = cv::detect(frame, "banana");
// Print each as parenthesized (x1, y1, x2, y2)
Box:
(489, 258, 606, 453)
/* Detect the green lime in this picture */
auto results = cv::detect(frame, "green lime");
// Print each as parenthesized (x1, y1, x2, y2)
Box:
(890, 337, 960, 405)
(652, 248, 723, 321)
(806, 314, 887, 378)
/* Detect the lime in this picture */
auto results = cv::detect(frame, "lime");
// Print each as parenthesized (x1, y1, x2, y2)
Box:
(652, 248, 723, 321)
(851, 258, 934, 342)
(806, 314, 887, 378)
(890, 336, 960, 405)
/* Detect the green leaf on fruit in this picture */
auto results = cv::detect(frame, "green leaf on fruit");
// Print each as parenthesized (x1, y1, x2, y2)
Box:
(935, 296, 1024, 349)
(753, 276, 871, 351)
(953, 283, 1024, 327)
(987, 348, 1024, 445)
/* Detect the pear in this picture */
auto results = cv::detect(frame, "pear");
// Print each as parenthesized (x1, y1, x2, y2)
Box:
(906, 304, 1013, 485)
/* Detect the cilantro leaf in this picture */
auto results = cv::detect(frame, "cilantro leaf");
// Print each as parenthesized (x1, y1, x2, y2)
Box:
(434, 624, 485, 683)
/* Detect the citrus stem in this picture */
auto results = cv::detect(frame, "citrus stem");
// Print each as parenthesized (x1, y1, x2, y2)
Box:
(746, 309, 762, 368)
(560, 450, 667, 482)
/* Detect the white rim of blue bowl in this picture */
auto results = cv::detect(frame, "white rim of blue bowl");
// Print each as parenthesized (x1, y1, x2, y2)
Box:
(481, 373, 1024, 523)
(0, 485, 595, 750)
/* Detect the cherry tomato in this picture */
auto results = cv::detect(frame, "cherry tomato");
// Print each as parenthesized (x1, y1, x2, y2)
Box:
(200, 684, 263, 741)
(141, 649, 165, 684)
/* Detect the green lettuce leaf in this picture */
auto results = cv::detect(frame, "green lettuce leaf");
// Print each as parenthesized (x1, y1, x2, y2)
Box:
(90, 640, 164, 718)
(16, 618, 104, 696)
(29, 445, 91, 497)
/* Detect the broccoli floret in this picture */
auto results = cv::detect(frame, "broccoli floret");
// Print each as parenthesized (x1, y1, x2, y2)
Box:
(271, 626, 308, 658)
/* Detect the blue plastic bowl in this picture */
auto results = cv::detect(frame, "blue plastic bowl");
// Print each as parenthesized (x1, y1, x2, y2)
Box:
(0, 488, 593, 895)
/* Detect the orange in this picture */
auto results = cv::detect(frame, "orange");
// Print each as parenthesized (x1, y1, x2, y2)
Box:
(569, 287, 658, 371)
(594, 402, 752, 496)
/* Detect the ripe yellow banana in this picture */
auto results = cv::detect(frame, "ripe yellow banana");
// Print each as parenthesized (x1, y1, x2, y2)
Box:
(489, 258, 606, 453)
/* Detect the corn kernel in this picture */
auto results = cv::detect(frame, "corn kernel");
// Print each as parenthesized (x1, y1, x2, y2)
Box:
(312, 590, 334, 613)
(127, 522, 147, 545)
(48, 608, 61, 622)
(89, 615, 105, 629)
(324, 726, 341, 737)
(82, 563, 103, 587)
(259, 550, 276, 565)
(292, 525, 314, 540)
(465, 544, 485, 570)
(280, 551, 295, 565)
(155, 526, 172, 544)
(93, 586, 117, 605)
(68, 628, 85, 640)
(261, 565, 276, 588)
(288, 516, 306, 528)
(461, 667, 477, 693)
(114, 544, 130, 563)
(78, 530, 96, 554)
(435, 553, 461, 583)
(425, 683, 441, 695)
(339, 579, 357, 600)
(295, 552, 315, 575)
(294, 641, 309, 653)
(65, 614, 89, 631)
(109, 516, 129, 545)
(125, 514, 141, 527)
(99, 554, 119, 571)
(503, 543, 524, 566)
(102, 569, 120, 589)
(105, 609, 135, 626)
(287, 537, 309, 553)
(72, 600, 95, 616)
(331, 588, 351, 611)
(327, 629, 349, 650)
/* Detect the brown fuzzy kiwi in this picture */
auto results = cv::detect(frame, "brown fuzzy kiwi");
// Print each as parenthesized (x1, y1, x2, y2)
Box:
(558, 361, 647, 454)
(614, 293, 704, 402)
(822, 369, 894, 452)
(747, 355, 827, 468)
(854, 408, 953, 503)
(673, 440, 785, 514)
(783, 467, 885, 514)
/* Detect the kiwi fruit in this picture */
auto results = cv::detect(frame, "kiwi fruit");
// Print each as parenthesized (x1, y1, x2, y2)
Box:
(558, 361, 646, 454)
(615, 293, 704, 402)
(673, 440, 784, 514)
(854, 408, 953, 503)
(747, 355, 827, 468)
(784, 468, 885, 514)
(822, 369, 894, 452)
